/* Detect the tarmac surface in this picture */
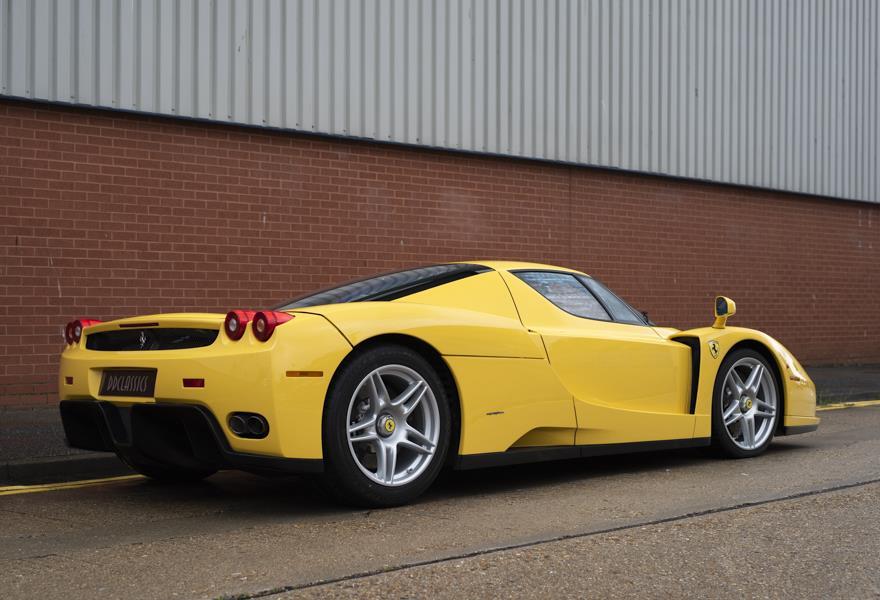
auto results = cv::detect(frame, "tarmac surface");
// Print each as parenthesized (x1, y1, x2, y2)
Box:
(295, 482, 880, 600)
(2, 405, 879, 599)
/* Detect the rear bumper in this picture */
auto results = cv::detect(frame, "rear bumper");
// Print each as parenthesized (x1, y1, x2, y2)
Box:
(59, 400, 323, 475)
(58, 312, 354, 459)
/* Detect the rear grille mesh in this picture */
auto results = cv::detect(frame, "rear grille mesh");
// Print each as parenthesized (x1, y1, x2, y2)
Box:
(85, 328, 218, 351)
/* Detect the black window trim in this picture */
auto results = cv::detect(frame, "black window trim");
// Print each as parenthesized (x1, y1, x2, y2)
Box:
(510, 269, 650, 327)
(577, 275, 650, 326)
(368, 265, 492, 302)
(273, 263, 492, 310)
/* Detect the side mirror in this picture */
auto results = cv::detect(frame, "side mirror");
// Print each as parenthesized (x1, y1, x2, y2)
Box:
(712, 296, 736, 329)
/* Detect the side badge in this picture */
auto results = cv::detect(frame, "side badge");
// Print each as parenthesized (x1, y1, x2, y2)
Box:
(708, 340, 720, 359)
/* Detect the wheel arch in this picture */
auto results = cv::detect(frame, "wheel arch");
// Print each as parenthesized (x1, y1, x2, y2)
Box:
(724, 339, 786, 432)
(324, 333, 463, 464)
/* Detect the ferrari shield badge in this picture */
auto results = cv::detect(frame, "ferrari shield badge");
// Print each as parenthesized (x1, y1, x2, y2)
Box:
(708, 340, 720, 359)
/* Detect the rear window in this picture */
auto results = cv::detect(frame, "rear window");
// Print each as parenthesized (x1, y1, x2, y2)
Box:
(274, 264, 489, 310)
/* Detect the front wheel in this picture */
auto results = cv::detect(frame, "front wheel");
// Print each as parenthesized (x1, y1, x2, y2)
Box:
(321, 345, 451, 507)
(711, 349, 780, 458)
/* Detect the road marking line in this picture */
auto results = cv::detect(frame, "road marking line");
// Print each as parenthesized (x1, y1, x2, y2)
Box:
(0, 474, 142, 497)
(817, 399, 880, 412)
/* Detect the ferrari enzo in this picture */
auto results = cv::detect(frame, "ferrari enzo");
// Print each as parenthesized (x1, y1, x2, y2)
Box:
(58, 261, 818, 506)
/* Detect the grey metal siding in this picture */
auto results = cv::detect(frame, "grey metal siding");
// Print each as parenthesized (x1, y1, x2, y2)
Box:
(0, 0, 877, 203)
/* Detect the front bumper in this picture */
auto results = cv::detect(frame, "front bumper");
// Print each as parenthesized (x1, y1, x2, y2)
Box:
(59, 400, 323, 475)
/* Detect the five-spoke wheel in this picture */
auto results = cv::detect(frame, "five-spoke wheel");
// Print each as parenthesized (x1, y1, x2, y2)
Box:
(321, 344, 451, 507)
(346, 365, 440, 487)
(712, 348, 779, 457)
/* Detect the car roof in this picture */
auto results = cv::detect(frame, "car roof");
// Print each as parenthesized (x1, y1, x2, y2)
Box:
(458, 260, 590, 277)
(275, 261, 593, 311)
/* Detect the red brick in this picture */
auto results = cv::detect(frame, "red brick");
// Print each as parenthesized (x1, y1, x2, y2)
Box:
(0, 98, 878, 407)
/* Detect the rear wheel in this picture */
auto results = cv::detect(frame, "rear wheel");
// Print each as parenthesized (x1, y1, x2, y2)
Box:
(321, 345, 451, 507)
(711, 348, 780, 458)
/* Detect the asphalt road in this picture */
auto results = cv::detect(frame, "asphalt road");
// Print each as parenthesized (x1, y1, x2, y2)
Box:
(3, 406, 879, 600)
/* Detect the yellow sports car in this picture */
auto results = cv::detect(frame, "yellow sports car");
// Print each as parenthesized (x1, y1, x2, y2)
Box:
(59, 261, 818, 506)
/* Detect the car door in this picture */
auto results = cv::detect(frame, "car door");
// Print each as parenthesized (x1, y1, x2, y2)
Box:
(500, 270, 695, 446)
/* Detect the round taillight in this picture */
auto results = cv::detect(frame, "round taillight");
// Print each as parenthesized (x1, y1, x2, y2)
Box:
(65, 318, 103, 345)
(252, 311, 293, 342)
(224, 310, 252, 341)
(252, 312, 271, 341)
(253, 313, 267, 338)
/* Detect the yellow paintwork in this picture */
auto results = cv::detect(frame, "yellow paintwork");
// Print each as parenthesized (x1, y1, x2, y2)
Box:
(665, 325, 819, 436)
(499, 271, 695, 445)
(302, 272, 546, 359)
(61, 312, 351, 458)
(58, 260, 817, 462)
(445, 355, 577, 452)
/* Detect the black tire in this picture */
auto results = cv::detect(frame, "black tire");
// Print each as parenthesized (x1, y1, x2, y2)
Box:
(321, 344, 452, 508)
(711, 348, 779, 459)
(122, 456, 217, 483)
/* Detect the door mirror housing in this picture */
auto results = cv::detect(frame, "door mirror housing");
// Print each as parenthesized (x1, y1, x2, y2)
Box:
(712, 296, 736, 329)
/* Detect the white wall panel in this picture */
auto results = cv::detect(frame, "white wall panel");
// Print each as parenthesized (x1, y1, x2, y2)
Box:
(0, 0, 877, 203)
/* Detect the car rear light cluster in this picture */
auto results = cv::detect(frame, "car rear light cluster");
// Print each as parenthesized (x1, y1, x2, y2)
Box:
(252, 311, 293, 341)
(224, 310, 293, 342)
(224, 310, 255, 341)
(64, 318, 103, 345)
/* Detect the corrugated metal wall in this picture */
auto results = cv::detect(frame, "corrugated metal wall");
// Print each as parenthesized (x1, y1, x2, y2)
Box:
(1, 0, 877, 203)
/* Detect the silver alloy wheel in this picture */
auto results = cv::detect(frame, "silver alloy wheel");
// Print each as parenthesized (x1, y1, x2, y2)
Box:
(346, 364, 440, 487)
(721, 357, 778, 450)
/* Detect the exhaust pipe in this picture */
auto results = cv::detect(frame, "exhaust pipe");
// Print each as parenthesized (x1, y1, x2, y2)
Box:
(228, 414, 248, 436)
(228, 412, 269, 439)
(246, 415, 268, 437)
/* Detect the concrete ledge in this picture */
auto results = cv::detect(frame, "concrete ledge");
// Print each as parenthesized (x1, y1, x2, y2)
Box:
(1, 453, 132, 485)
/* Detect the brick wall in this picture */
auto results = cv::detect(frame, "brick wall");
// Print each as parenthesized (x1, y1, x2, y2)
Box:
(1, 99, 878, 406)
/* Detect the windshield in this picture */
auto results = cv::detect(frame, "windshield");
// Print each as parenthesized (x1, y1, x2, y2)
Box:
(274, 263, 489, 310)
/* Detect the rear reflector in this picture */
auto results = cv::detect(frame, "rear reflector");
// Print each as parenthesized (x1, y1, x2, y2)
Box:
(182, 378, 205, 388)
(285, 370, 323, 378)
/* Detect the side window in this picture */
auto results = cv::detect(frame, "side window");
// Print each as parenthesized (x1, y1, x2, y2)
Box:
(579, 277, 645, 325)
(516, 272, 610, 321)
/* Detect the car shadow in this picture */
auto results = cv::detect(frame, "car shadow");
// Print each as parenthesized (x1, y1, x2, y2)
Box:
(429, 441, 808, 500)
(433, 448, 710, 500)
(112, 441, 811, 518)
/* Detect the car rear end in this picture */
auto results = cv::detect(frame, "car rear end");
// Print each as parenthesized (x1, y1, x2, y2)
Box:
(58, 311, 352, 476)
